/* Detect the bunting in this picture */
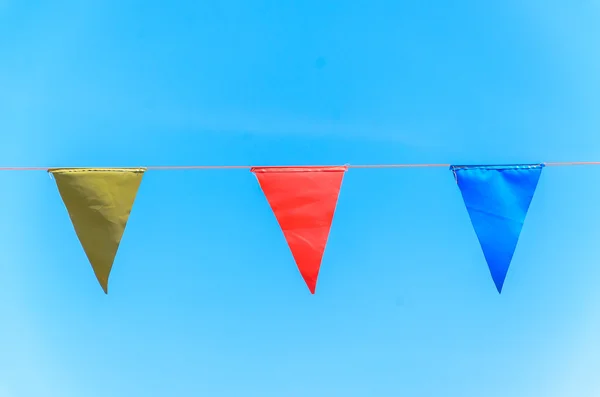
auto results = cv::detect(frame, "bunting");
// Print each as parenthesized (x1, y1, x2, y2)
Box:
(451, 164, 543, 293)
(0, 162, 563, 295)
(50, 168, 145, 293)
(251, 166, 347, 293)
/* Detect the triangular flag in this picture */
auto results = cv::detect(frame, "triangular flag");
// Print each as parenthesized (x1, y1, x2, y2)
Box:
(451, 164, 543, 293)
(252, 166, 347, 293)
(49, 168, 145, 293)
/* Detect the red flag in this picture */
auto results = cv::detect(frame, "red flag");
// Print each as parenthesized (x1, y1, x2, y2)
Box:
(252, 166, 347, 293)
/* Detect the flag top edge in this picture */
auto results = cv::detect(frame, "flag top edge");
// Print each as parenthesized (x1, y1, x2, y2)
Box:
(251, 166, 348, 173)
(449, 164, 545, 172)
(48, 168, 147, 174)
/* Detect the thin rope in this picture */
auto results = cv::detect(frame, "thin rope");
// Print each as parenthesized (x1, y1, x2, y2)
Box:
(0, 162, 597, 171)
(544, 161, 600, 166)
(0, 164, 451, 171)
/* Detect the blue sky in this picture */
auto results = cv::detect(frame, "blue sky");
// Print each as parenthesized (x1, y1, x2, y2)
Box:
(1, 0, 600, 395)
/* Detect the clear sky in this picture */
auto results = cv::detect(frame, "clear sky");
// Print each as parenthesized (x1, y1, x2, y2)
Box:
(1, 0, 600, 396)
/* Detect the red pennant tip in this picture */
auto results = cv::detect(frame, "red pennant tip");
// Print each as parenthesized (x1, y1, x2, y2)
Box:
(302, 274, 317, 294)
(252, 166, 346, 293)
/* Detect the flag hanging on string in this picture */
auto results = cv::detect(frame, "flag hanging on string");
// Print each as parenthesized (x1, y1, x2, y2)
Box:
(252, 166, 347, 293)
(50, 168, 145, 293)
(451, 164, 544, 293)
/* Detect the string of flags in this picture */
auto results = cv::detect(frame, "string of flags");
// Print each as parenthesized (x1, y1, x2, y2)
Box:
(18, 163, 552, 294)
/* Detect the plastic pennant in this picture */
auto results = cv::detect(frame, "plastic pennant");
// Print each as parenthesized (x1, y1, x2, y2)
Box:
(252, 166, 347, 294)
(50, 168, 145, 293)
(450, 164, 544, 293)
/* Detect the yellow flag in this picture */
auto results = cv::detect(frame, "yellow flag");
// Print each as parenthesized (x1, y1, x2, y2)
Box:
(50, 168, 145, 293)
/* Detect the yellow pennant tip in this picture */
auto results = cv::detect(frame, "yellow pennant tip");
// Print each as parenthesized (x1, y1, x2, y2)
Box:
(50, 168, 145, 293)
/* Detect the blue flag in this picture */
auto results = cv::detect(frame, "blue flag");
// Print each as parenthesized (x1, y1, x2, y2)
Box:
(450, 164, 544, 293)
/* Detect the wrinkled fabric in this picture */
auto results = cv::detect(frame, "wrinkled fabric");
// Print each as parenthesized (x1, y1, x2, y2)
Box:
(50, 168, 145, 293)
(252, 166, 346, 294)
(451, 164, 543, 293)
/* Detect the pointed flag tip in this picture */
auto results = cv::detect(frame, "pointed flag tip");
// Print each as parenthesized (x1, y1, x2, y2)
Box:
(98, 277, 109, 294)
(494, 282, 503, 294)
(299, 270, 317, 293)
(305, 280, 317, 294)
(491, 270, 507, 294)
